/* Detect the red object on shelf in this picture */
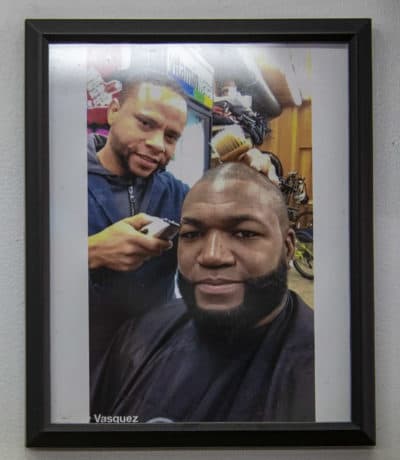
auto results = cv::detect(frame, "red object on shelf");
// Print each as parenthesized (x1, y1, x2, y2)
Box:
(87, 107, 108, 125)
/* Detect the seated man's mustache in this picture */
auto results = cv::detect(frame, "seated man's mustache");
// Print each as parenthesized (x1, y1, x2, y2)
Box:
(176, 259, 288, 343)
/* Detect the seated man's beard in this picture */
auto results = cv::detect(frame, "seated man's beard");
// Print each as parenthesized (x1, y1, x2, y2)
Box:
(177, 258, 288, 343)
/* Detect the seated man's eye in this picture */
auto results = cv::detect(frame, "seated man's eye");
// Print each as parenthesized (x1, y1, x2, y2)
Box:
(179, 231, 200, 240)
(234, 230, 257, 239)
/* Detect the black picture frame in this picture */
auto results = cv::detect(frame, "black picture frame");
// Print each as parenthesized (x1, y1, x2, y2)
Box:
(25, 18, 374, 448)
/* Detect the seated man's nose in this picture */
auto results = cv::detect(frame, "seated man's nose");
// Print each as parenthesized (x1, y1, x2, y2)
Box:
(198, 233, 234, 266)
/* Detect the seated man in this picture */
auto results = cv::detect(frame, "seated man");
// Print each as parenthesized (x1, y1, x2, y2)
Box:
(91, 162, 315, 422)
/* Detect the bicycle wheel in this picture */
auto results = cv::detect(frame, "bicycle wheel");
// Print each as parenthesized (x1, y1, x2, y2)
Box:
(294, 210, 313, 230)
(293, 239, 314, 280)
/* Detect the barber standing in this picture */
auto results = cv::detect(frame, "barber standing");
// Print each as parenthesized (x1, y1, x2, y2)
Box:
(87, 71, 188, 376)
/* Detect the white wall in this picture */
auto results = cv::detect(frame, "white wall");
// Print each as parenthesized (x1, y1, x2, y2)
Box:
(1, 0, 399, 459)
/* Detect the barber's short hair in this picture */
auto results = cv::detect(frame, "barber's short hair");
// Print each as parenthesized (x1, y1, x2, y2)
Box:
(200, 163, 290, 232)
(112, 69, 187, 104)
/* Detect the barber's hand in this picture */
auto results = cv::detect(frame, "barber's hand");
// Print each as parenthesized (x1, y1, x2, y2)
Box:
(88, 213, 172, 272)
(239, 148, 280, 185)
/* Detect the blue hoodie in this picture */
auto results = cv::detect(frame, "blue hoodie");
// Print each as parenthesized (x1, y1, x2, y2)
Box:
(87, 134, 189, 375)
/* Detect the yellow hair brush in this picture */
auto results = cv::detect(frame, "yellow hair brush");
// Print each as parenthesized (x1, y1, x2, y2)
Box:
(211, 126, 252, 162)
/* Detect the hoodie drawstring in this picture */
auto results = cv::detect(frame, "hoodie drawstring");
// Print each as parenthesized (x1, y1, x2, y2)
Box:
(128, 185, 137, 216)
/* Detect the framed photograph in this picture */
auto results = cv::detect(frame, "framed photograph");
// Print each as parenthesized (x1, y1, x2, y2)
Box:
(25, 18, 374, 448)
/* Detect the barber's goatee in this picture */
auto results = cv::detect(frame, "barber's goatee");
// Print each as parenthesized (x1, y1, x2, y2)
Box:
(177, 259, 289, 343)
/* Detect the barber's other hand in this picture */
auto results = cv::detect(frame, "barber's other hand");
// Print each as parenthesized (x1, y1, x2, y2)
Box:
(239, 148, 280, 185)
(88, 213, 172, 271)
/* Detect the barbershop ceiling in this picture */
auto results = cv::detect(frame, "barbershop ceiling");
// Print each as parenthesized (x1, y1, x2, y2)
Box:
(85, 43, 312, 119)
(199, 44, 312, 118)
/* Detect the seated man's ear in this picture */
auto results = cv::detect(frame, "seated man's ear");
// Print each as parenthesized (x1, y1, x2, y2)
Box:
(284, 228, 296, 267)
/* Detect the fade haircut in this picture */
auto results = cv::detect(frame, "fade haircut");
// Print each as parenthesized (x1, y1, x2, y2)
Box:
(112, 69, 187, 105)
(198, 162, 290, 233)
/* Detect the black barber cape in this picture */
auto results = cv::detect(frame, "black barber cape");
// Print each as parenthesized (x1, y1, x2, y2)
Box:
(91, 290, 315, 422)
